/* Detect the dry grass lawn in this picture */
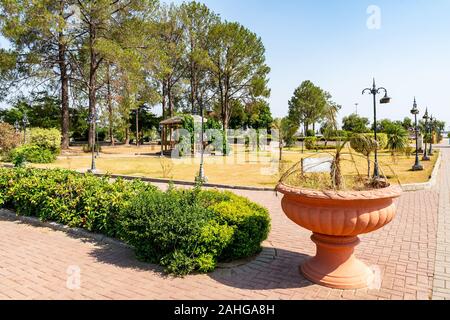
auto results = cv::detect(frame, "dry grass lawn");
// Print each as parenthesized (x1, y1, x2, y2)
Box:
(27, 144, 439, 188)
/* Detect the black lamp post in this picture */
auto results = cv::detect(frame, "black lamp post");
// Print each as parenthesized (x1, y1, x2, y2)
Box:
(362, 78, 391, 178)
(428, 115, 434, 156)
(196, 104, 208, 183)
(422, 109, 430, 161)
(14, 120, 20, 134)
(134, 107, 140, 147)
(87, 112, 97, 173)
(410, 98, 423, 171)
(95, 112, 100, 157)
(22, 114, 29, 144)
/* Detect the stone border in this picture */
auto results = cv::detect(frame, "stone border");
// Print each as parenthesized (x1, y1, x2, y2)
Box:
(401, 150, 442, 192)
(0, 208, 277, 270)
(91, 173, 276, 192)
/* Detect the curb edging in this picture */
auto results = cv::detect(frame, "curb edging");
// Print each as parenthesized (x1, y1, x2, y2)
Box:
(401, 151, 442, 192)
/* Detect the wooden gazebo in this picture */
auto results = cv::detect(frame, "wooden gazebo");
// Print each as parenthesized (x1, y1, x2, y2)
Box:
(159, 115, 204, 156)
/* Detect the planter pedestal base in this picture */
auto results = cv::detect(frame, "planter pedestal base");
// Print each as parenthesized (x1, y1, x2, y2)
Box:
(300, 233, 373, 289)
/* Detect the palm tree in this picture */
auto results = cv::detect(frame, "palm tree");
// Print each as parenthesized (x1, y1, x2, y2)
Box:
(386, 125, 408, 156)
(350, 134, 378, 177)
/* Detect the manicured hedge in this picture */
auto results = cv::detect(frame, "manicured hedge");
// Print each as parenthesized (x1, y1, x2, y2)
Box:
(0, 168, 271, 275)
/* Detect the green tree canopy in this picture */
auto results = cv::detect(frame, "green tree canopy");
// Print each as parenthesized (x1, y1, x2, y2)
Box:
(342, 113, 370, 133)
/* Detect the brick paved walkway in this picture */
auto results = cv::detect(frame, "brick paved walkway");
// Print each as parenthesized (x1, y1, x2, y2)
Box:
(432, 144, 450, 299)
(0, 146, 448, 300)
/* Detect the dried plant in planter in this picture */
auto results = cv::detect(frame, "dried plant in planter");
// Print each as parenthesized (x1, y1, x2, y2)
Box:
(279, 138, 400, 192)
(276, 137, 403, 289)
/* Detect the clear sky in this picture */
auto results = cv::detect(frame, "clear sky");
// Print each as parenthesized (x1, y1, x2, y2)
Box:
(169, 0, 450, 129)
(2, 0, 450, 129)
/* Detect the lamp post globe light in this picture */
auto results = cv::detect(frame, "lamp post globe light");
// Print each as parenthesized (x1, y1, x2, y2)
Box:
(362, 78, 391, 179)
(22, 113, 29, 144)
(87, 112, 97, 173)
(422, 109, 430, 161)
(410, 98, 423, 171)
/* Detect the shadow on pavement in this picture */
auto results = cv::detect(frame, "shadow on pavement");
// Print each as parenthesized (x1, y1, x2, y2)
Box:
(209, 248, 314, 290)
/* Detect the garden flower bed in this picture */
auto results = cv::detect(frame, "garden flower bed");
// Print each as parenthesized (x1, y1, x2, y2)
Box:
(0, 168, 270, 275)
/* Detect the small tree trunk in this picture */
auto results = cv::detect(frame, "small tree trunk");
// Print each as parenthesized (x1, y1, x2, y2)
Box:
(125, 127, 130, 145)
(107, 64, 114, 146)
(331, 152, 342, 189)
(59, 33, 70, 150)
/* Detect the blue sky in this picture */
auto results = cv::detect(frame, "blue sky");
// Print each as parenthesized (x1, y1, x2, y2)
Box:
(169, 0, 450, 129)
(2, 0, 450, 129)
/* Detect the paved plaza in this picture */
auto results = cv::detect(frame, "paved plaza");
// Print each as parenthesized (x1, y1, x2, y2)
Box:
(0, 145, 449, 300)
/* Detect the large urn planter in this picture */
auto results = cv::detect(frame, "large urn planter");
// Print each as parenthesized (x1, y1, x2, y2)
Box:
(276, 183, 402, 289)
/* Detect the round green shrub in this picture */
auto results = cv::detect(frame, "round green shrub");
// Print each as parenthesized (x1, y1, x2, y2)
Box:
(199, 190, 271, 261)
(29, 128, 61, 154)
(304, 137, 317, 150)
(10, 145, 56, 164)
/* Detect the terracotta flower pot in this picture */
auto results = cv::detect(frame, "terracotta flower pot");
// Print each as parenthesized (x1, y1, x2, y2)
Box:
(276, 183, 402, 289)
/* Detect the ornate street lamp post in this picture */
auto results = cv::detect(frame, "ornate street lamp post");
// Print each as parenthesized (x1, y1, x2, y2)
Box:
(362, 78, 391, 178)
(134, 107, 140, 147)
(410, 98, 423, 171)
(428, 115, 434, 156)
(22, 114, 29, 144)
(196, 104, 208, 183)
(95, 112, 100, 157)
(87, 112, 97, 173)
(14, 120, 20, 134)
(422, 109, 430, 161)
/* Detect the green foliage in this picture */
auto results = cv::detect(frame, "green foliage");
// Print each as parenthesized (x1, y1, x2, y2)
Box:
(0, 168, 270, 276)
(350, 134, 378, 156)
(366, 133, 388, 150)
(208, 21, 270, 129)
(304, 137, 317, 150)
(201, 190, 271, 260)
(10, 145, 56, 164)
(342, 113, 370, 133)
(272, 117, 298, 148)
(29, 128, 61, 154)
(0, 93, 61, 129)
(82, 144, 102, 153)
(246, 99, 273, 130)
(288, 80, 326, 128)
(385, 125, 408, 155)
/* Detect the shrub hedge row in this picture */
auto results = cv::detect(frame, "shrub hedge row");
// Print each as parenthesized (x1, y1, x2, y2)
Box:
(0, 168, 271, 275)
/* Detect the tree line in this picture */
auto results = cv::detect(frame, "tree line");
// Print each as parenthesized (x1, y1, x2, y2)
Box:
(0, 0, 271, 148)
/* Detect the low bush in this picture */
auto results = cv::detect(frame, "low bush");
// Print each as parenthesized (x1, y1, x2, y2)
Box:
(9, 145, 56, 164)
(304, 137, 317, 150)
(29, 128, 61, 154)
(0, 168, 271, 275)
(82, 144, 102, 153)
(0, 168, 154, 237)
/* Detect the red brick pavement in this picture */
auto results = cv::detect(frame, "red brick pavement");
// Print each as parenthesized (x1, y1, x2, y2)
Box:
(0, 148, 447, 300)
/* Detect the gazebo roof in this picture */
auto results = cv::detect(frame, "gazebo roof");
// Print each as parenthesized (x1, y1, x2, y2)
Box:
(160, 115, 205, 125)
